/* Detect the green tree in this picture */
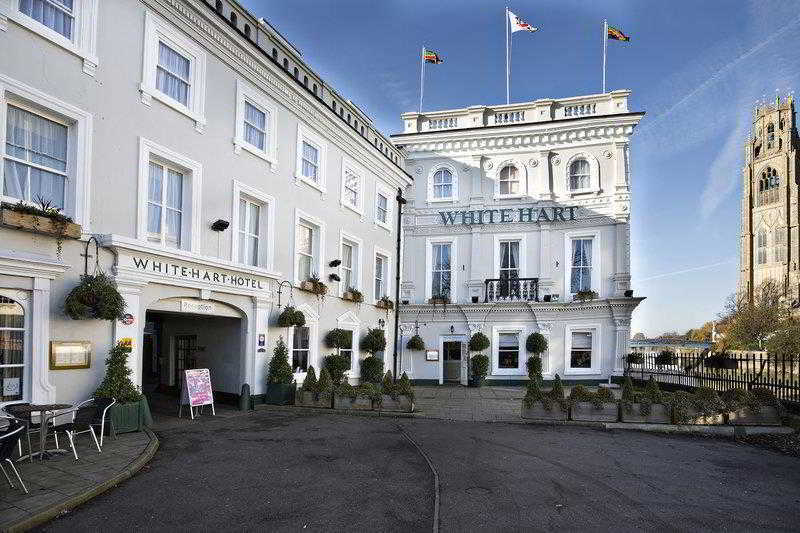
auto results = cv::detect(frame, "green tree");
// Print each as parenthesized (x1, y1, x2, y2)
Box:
(267, 337, 294, 384)
(95, 342, 142, 403)
(766, 319, 800, 361)
(723, 280, 789, 350)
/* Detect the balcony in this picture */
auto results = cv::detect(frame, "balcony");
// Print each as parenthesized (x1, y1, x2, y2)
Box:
(484, 277, 539, 303)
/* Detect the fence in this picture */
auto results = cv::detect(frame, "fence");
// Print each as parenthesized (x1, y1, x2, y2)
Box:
(625, 349, 800, 405)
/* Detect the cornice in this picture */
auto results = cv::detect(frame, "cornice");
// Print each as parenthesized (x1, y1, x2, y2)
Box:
(399, 298, 645, 317)
(144, 0, 412, 189)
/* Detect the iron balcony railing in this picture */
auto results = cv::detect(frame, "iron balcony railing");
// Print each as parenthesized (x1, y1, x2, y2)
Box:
(484, 277, 539, 303)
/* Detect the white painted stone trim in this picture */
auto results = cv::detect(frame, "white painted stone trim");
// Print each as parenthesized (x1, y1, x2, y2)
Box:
(292, 208, 326, 285)
(233, 79, 278, 170)
(231, 180, 277, 272)
(294, 123, 328, 195)
(338, 230, 364, 296)
(564, 322, 602, 376)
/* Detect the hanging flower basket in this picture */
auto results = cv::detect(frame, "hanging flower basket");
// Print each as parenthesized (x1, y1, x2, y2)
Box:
(277, 306, 306, 327)
(406, 335, 425, 351)
(64, 273, 126, 321)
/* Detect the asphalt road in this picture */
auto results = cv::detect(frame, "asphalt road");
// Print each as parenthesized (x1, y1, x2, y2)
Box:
(40, 411, 800, 532)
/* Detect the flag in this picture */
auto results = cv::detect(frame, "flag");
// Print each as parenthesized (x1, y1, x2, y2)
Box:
(508, 10, 538, 33)
(423, 48, 443, 64)
(607, 25, 630, 41)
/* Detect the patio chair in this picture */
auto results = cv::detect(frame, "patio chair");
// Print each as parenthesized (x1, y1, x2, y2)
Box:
(3, 403, 59, 463)
(0, 421, 29, 494)
(52, 399, 104, 460)
(93, 397, 116, 447)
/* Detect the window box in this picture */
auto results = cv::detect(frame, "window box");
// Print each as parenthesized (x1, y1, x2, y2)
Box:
(380, 394, 414, 413)
(573, 290, 597, 302)
(264, 383, 296, 405)
(297, 390, 332, 409)
(0, 206, 82, 239)
(343, 289, 364, 303)
(620, 403, 671, 424)
(376, 296, 394, 310)
(428, 296, 450, 305)
(570, 401, 619, 422)
(299, 279, 328, 296)
(521, 401, 568, 422)
(726, 406, 781, 426)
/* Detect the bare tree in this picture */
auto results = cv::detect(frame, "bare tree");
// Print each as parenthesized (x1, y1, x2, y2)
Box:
(721, 280, 789, 350)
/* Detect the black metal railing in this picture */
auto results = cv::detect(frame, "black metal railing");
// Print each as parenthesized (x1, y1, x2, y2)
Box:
(484, 277, 539, 303)
(625, 350, 800, 405)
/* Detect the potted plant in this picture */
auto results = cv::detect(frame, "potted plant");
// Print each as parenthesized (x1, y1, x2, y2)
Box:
(277, 306, 306, 327)
(654, 349, 677, 367)
(428, 293, 450, 305)
(334, 382, 381, 410)
(722, 387, 782, 426)
(526, 332, 548, 358)
(264, 337, 296, 405)
(669, 387, 726, 425)
(573, 290, 597, 302)
(300, 274, 328, 296)
(376, 295, 394, 310)
(343, 287, 364, 303)
(323, 353, 351, 385)
(620, 376, 671, 423)
(94, 342, 152, 434)
(296, 366, 331, 408)
(521, 374, 569, 421)
(0, 199, 82, 257)
(406, 335, 425, 351)
(64, 273, 126, 321)
(569, 385, 619, 422)
(379, 371, 415, 412)
(469, 354, 489, 388)
(360, 355, 383, 385)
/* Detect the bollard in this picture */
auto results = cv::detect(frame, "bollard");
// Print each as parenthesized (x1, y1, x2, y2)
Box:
(239, 383, 251, 411)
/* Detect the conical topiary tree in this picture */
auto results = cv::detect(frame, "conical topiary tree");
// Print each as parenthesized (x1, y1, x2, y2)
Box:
(302, 365, 318, 392)
(318, 368, 333, 397)
(267, 337, 293, 384)
(94, 342, 142, 403)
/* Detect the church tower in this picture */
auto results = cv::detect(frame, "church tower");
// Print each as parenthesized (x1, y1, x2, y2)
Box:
(739, 95, 799, 304)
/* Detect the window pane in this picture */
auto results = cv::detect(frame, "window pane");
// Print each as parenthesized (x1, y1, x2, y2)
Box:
(248, 203, 260, 234)
(0, 366, 24, 402)
(238, 198, 247, 228)
(20, 0, 74, 39)
(244, 101, 267, 150)
(297, 225, 313, 255)
(0, 297, 25, 329)
(166, 170, 183, 209)
(165, 209, 181, 247)
(244, 101, 266, 130)
(157, 42, 190, 105)
(292, 326, 309, 372)
(3, 160, 27, 201)
(148, 162, 163, 202)
(248, 236, 258, 266)
(29, 167, 65, 208)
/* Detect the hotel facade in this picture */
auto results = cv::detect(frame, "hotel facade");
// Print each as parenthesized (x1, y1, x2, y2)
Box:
(392, 94, 644, 384)
(0, 0, 411, 407)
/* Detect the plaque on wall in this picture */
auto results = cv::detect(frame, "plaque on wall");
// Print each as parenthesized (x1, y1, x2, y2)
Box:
(425, 349, 439, 361)
(50, 341, 91, 370)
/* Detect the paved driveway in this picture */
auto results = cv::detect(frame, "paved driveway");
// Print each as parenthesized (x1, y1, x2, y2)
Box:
(39, 410, 800, 532)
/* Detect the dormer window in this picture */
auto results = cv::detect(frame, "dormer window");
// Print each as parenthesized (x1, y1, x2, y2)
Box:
(499, 165, 520, 195)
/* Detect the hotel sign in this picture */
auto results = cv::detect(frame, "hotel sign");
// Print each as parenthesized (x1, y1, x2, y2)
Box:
(439, 206, 579, 225)
(130, 256, 267, 290)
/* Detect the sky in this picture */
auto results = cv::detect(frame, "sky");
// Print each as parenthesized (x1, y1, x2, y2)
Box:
(242, 0, 800, 336)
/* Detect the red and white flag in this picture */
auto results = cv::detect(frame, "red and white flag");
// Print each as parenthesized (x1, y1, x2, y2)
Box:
(508, 10, 538, 33)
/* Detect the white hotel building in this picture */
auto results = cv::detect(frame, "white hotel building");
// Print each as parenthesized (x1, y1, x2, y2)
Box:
(0, 0, 411, 407)
(393, 93, 645, 384)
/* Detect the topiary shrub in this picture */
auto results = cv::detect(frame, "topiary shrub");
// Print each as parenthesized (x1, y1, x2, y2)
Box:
(621, 375, 636, 413)
(277, 306, 305, 327)
(406, 335, 425, 351)
(397, 372, 415, 400)
(94, 342, 142, 403)
(525, 374, 568, 412)
(302, 366, 318, 393)
(569, 385, 615, 410)
(469, 332, 490, 352)
(324, 328, 349, 350)
(317, 368, 333, 397)
(526, 332, 548, 355)
(382, 370, 396, 398)
(323, 353, 351, 385)
(670, 387, 725, 424)
(526, 355, 543, 384)
(470, 353, 489, 380)
(267, 337, 294, 385)
(360, 355, 383, 384)
(64, 273, 126, 321)
(360, 328, 387, 355)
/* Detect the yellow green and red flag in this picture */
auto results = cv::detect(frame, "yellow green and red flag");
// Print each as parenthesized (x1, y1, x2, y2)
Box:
(607, 25, 630, 42)
(423, 48, 443, 64)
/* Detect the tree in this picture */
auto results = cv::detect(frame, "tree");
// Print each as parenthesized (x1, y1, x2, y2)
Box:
(686, 322, 714, 343)
(765, 319, 800, 361)
(267, 337, 294, 384)
(95, 342, 142, 403)
(632, 332, 647, 341)
(722, 280, 789, 350)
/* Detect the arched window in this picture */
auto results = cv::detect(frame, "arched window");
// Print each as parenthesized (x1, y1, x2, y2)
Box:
(215, 1, 222, 14)
(758, 167, 780, 206)
(767, 123, 775, 148)
(331, 101, 336, 112)
(347, 113, 351, 123)
(244, 24, 251, 39)
(0, 295, 25, 403)
(432, 168, 454, 199)
(499, 165, 520, 195)
(303, 75, 308, 87)
(569, 159, 590, 190)
(313, 83, 318, 95)
(293, 67, 299, 78)
(360, 126, 364, 136)
(272, 48, 278, 60)
(282, 58, 288, 69)
(229, 11, 237, 26)
(756, 229, 768, 265)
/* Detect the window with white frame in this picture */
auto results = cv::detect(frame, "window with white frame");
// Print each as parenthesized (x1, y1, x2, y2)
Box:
(570, 331, 592, 369)
(340, 163, 363, 214)
(3, 105, 68, 209)
(376, 192, 388, 223)
(301, 142, 318, 181)
(0, 294, 26, 404)
(233, 80, 277, 165)
(146, 160, 184, 248)
(499, 165, 520, 195)
(5, 0, 99, 75)
(431, 243, 452, 299)
(432, 168, 453, 199)
(295, 126, 326, 191)
(375, 182, 393, 229)
(498, 241, 520, 281)
(570, 238, 593, 293)
(341, 241, 355, 289)
(296, 223, 315, 281)
(374, 252, 389, 300)
(339, 329, 354, 366)
(140, 11, 207, 131)
(237, 197, 260, 266)
(498, 332, 520, 370)
(292, 326, 309, 373)
(569, 159, 591, 191)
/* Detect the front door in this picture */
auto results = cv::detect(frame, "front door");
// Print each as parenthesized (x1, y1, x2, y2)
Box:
(443, 341, 461, 382)
(175, 335, 197, 390)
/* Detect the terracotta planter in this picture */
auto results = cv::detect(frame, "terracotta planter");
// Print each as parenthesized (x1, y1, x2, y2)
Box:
(520, 401, 568, 421)
(380, 394, 414, 412)
(0, 208, 82, 239)
(620, 403, 671, 424)
(727, 406, 781, 426)
(333, 395, 374, 410)
(299, 281, 326, 295)
(297, 390, 332, 408)
(571, 402, 619, 422)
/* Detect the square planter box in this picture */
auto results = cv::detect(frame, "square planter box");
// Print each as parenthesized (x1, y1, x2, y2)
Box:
(727, 406, 781, 426)
(620, 403, 671, 424)
(333, 395, 374, 410)
(0, 208, 82, 239)
(109, 397, 153, 433)
(379, 394, 414, 412)
(571, 402, 619, 422)
(520, 401, 568, 421)
(376, 300, 394, 310)
(296, 390, 332, 409)
(342, 291, 364, 303)
(265, 383, 296, 405)
(676, 407, 726, 425)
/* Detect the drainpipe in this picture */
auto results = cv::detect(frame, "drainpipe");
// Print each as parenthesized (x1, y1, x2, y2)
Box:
(393, 187, 407, 380)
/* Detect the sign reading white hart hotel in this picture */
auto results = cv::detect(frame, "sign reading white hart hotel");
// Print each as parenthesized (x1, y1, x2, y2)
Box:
(117, 254, 270, 291)
(439, 206, 580, 225)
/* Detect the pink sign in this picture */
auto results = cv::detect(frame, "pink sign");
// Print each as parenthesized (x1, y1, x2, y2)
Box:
(183, 369, 213, 407)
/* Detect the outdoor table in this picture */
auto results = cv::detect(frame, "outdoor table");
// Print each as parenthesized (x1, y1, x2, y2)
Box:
(12, 403, 72, 460)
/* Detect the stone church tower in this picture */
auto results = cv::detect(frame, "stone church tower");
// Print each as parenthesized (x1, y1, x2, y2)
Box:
(739, 96, 799, 304)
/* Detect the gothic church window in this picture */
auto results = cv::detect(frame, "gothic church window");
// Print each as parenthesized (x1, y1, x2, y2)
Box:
(767, 123, 775, 148)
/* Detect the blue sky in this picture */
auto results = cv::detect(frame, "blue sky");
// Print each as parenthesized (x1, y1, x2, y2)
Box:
(242, 0, 800, 336)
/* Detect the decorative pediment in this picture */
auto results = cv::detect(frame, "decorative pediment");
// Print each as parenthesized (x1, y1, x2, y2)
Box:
(296, 303, 319, 322)
(336, 310, 360, 326)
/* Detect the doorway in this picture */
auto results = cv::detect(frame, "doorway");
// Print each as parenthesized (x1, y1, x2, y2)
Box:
(443, 341, 462, 382)
(174, 335, 198, 390)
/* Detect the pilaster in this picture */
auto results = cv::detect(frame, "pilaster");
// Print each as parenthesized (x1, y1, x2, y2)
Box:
(250, 295, 272, 395)
(113, 281, 145, 388)
(538, 150, 555, 200)
(31, 278, 56, 404)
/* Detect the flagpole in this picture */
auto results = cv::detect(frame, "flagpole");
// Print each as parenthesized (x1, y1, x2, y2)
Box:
(505, 7, 510, 104)
(602, 19, 608, 94)
(419, 46, 425, 113)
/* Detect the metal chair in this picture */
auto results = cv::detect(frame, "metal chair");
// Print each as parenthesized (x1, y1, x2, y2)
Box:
(52, 399, 104, 460)
(93, 397, 116, 447)
(0, 421, 28, 494)
(4, 403, 59, 462)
